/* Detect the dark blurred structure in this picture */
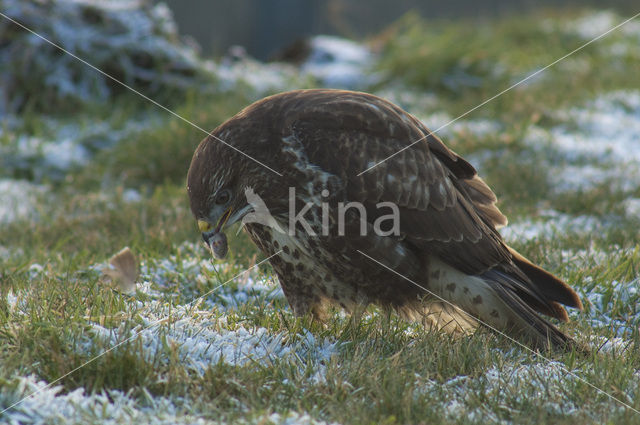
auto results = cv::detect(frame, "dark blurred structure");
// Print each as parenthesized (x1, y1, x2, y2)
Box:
(161, 0, 636, 60)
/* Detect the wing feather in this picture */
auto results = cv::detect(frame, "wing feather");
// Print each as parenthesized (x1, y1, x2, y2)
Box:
(290, 93, 510, 275)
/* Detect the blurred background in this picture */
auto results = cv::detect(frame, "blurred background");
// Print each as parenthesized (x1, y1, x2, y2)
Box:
(161, 0, 637, 60)
(2, 0, 639, 200)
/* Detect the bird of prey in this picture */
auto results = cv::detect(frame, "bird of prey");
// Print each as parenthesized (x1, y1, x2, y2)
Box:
(187, 89, 583, 350)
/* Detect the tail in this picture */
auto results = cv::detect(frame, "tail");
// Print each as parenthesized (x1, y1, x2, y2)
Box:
(480, 268, 576, 350)
(507, 247, 583, 319)
(479, 248, 584, 351)
(427, 256, 583, 351)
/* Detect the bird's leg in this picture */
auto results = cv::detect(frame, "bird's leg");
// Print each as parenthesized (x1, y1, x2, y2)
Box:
(283, 288, 330, 325)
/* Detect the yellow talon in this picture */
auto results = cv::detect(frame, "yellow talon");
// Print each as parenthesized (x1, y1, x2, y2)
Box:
(197, 220, 212, 232)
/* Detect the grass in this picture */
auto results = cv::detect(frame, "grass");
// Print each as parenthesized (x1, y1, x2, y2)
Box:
(374, 10, 640, 120)
(78, 90, 254, 189)
(2, 7, 640, 425)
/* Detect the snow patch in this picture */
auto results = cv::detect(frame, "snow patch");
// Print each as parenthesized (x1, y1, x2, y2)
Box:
(0, 116, 159, 181)
(589, 336, 634, 354)
(550, 91, 640, 163)
(551, 164, 640, 193)
(213, 56, 308, 95)
(213, 35, 376, 94)
(301, 35, 375, 89)
(525, 91, 640, 194)
(402, 108, 502, 143)
(622, 198, 640, 219)
(559, 245, 635, 271)
(263, 411, 341, 425)
(0, 0, 214, 113)
(373, 88, 440, 114)
(0, 179, 47, 225)
(5, 290, 18, 312)
(569, 10, 619, 40)
(122, 188, 142, 203)
(567, 10, 640, 42)
(500, 210, 604, 242)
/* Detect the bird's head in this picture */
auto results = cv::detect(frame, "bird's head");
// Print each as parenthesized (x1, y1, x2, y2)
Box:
(186, 135, 255, 256)
(186, 95, 292, 255)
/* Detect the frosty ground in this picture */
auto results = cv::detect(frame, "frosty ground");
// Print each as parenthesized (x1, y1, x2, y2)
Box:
(1, 3, 640, 425)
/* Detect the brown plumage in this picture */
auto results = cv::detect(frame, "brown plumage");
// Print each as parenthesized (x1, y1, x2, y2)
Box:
(187, 89, 583, 350)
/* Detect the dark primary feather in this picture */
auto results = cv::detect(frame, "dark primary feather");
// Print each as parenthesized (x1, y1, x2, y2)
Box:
(481, 269, 574, 348)
(508, 247, 584, 317)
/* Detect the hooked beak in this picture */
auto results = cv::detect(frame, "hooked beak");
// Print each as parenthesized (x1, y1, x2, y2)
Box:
(197, 207, 233, 235)
(197, 203, 254, 242)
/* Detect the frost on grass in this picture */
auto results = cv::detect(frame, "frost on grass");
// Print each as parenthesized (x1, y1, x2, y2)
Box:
(4, 241, 333, 382)
(112, 243, 336, 377)
(0, 375, 339, 425)
(86, 306, 337, 379)
(260, 412, 341, 425)
(85, 242, 336, 376)
(0, 179, 47, 225)
(78, 294, 338, 416)
(0, 375, 202, 425)
(1, 248, 339, 424)
(580, 276, 640, 337)
(420, 360, 636, 423)
(140, 241, 284, 308)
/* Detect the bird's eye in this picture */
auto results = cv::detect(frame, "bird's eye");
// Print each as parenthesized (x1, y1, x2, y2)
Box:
(215, 189, 231, 205)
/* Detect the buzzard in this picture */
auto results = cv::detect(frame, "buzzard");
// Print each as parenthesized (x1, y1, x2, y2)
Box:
(187, 89, 583, 350)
